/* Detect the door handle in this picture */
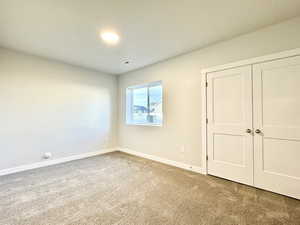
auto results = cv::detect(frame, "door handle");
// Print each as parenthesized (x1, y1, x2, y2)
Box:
(255, 129, 262, 134)
(246, 129, 252, 133)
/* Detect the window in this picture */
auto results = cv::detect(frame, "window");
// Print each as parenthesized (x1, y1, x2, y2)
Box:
(126, 81, 163, 126)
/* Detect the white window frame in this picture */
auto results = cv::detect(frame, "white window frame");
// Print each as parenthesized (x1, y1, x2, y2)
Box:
(126, 81, 163, 126)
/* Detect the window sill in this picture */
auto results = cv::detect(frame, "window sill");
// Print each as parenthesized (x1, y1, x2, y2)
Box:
(126, 123, 163, 127)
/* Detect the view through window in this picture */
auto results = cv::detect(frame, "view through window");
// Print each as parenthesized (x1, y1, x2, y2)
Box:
(126, 81, 163, 125)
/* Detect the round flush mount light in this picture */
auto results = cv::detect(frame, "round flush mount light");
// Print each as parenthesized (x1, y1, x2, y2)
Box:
(100, 31, 120, 45)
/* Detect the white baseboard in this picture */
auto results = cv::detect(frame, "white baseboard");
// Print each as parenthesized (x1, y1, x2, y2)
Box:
(0, 147, 204, 177)
(117, 147, 203, 174)
(0, 148, 117, 177)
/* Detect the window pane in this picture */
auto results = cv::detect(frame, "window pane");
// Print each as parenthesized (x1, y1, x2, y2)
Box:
(126, 82, 163, 125)
(149, 85, 163, 124)
(132, 87, 148, 124)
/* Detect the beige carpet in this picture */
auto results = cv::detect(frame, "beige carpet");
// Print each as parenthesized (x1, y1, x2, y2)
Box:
(0, 151, 299, 225)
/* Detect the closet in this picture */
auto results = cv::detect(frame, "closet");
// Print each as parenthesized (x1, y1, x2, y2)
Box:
(204, 50, 300, 199)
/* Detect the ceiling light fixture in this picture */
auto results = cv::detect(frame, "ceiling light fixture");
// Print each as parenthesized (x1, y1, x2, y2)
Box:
(100, 31, 120, 45)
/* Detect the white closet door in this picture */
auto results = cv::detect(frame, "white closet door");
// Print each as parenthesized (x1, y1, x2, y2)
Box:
(253, 56, 300, 199)
(207, 66, 253, 185)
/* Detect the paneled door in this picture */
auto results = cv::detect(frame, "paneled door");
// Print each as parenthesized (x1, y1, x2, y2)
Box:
(207, 66, 254, 185)
(253, 56, 300, 199)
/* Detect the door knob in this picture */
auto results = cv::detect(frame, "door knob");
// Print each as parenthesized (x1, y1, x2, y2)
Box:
(246, 129, 252, 133)
(255, 129, 261, 134)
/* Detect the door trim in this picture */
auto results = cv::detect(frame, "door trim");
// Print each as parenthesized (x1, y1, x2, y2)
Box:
(202, 48, 300, 74)
(201, 72, 208, 174)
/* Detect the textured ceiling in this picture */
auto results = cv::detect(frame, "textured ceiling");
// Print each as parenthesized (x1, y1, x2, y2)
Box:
(1, 0, 300, 75)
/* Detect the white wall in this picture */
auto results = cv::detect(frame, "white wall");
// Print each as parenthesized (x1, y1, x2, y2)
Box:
(2, 16, 300, 173)
(118, 16, 300, 168)
(0, 48, 117, 170)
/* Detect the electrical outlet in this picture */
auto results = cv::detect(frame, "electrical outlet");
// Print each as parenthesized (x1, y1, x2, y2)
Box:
(44, 152, 52, 159)
(180, 145, 185, 153)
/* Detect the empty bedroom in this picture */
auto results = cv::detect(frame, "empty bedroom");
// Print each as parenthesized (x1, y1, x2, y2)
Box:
(0, 0, 300, 224)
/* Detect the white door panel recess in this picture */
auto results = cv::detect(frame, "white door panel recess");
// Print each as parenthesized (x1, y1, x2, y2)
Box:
(207, 66, 253, 186)
(205, 51, 300, 199)
(253, 56, 300, 199)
